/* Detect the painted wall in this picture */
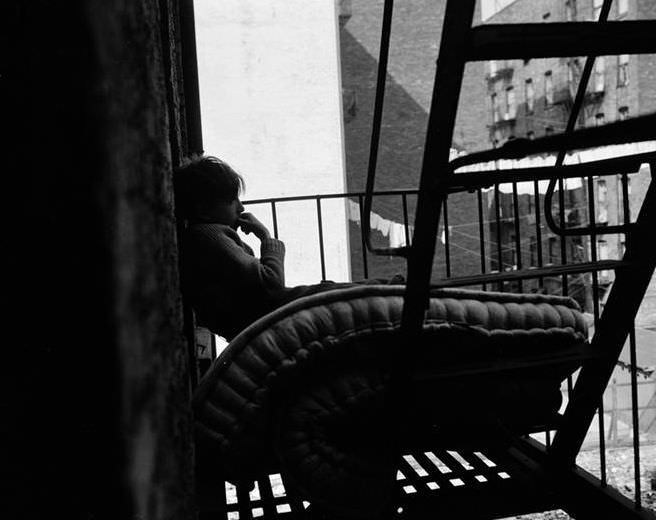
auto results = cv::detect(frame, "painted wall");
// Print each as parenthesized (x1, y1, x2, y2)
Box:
(195, 0, 351, 285)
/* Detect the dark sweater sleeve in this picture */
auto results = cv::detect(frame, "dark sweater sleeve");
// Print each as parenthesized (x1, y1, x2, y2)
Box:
(194, 225, 286, 297)
(259, 238, 286, 288)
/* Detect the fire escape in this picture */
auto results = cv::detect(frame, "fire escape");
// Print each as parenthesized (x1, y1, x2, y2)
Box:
(190, 1, 656, 518)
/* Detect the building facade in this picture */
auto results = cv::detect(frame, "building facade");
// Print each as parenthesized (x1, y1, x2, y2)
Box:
(479, 0, 656, 310)
(484, 0, 655, 145)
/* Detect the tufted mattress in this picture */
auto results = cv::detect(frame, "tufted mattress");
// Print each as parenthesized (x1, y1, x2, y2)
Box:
(192, 285, 589, 515)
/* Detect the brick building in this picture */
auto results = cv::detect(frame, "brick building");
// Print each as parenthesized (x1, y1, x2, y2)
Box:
(338, 0, 491, 283)
(477, 0, 656, 309)
(483, 0, 656, 144)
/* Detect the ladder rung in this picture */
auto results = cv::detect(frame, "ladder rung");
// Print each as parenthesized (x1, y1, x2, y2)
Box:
(467, 21, 656, 61)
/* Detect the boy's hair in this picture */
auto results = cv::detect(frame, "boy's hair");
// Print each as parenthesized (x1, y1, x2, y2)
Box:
(174, 155, 244, 221)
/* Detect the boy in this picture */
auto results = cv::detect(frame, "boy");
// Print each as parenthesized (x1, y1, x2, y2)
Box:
(175, 156, 293, 340)
(175, 155, 402, 341)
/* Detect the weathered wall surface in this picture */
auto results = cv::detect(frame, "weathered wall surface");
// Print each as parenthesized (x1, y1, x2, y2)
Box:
(4, 1, 194, 518)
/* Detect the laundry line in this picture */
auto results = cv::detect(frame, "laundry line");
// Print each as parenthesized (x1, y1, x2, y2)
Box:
(452, 141, 656, 195)
(347, 199, 452, 248)
(348, 142, 655, 250)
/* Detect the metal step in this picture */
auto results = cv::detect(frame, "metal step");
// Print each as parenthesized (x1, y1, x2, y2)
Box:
(468, 21, 656, 61)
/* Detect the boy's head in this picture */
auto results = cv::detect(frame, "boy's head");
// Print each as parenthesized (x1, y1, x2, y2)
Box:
(174, 155, 245, 225)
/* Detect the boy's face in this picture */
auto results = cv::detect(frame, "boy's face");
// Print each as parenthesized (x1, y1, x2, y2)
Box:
(214, 197, 244, 229)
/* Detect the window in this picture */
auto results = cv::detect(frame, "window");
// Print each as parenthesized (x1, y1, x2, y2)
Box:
(491, 93, 500, 123)
(618, 106, 629, 120)
(595, 112, 605, 126)
(618, 54, 629, 86)
(593, 57, 605, 92)
(493, 129, 502, 147)
(597, 239, 610, 281)
(489, 60, 498, 77)
(597, 178, 608, 223)
(545, 71, 554, 105)
(530, 237, 538, 267)
(525, 78, 535, 113)
(593, 0, 603, 20)
(509, 234, 518, 268)
(566, 0, 577, 21)
(505, 86, 516, 120)
(619, 175, 631, 222)
(567, 59, 582, 97)
(618, 0, 628, 16)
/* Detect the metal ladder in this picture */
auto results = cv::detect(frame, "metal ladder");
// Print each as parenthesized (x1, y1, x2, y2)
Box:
(361, 0, 656, 517)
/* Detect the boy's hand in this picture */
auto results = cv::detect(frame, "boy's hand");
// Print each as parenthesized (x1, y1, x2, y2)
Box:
(237, 213, 271, 241)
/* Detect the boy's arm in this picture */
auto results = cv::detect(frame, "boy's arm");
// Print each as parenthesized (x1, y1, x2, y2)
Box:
(258, 237, 286, 288)
(197, 225, 286, 294)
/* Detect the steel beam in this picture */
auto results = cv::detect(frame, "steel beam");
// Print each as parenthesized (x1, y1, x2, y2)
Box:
(468, 21, 656, 61)
(401, 0, 477, 334)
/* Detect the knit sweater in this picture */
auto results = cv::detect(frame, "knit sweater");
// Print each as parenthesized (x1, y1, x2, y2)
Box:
(182, 223, 289, 340)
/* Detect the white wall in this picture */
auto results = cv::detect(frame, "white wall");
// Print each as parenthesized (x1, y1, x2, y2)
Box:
(195, 0, 351, 285)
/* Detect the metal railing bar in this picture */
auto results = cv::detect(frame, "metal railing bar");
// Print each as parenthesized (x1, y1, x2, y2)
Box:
(494, 184, 504, 291)
(534, 179, 545, 289)
(586, 170, 608, 486)
(466, 20, 656, 61)
(587, 177, 601, 329)
(598, 397, 608, 486)
(476, 188, 488, 291)
(512, 182, 523, 292)
(427, 260, 628, 289)
(443, 199, 451, 278)
(362, 0, 396, 256)
(622, 172, 632, 225)
(402, 193, 410, 247)
(628, 326, 642, 509)
(315, 198, 327, 280)
(358, 195, 369, 279)
(270, 201, 279, 239)
(625, 169, 642, 507)
(558, 177, 569, 297)
(245, 188, 418, 205)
